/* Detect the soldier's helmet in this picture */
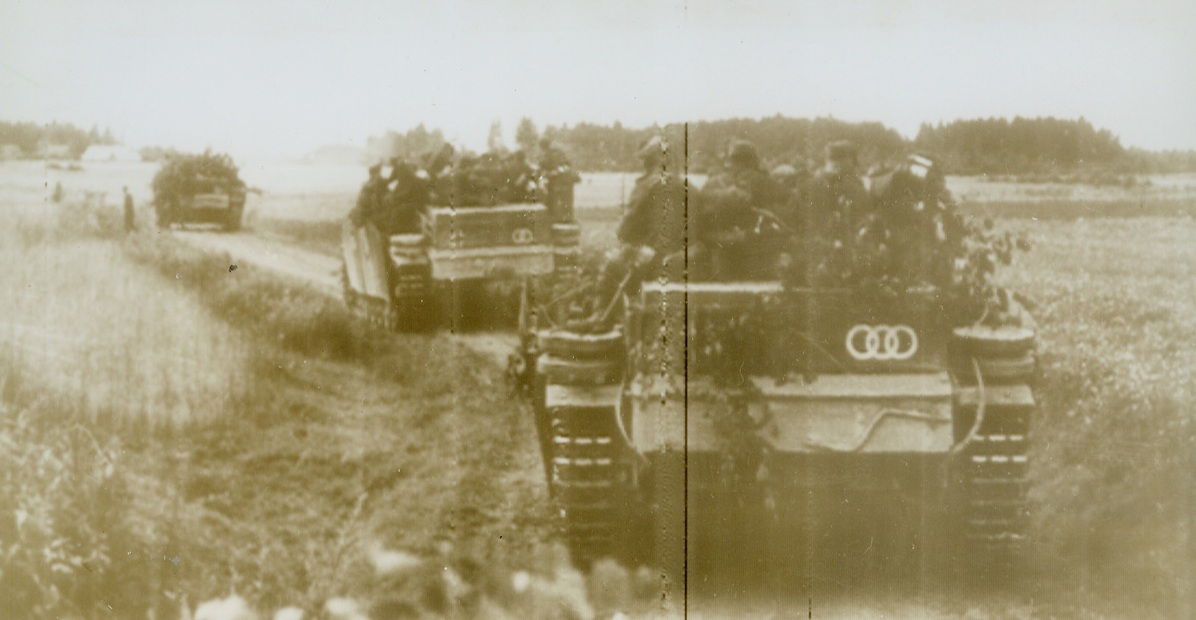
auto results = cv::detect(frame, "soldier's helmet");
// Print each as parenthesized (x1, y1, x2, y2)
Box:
(825, 140, 859, 166)
(637, 135, 668, 160)
(368, 163, 383, 177)
(727, 140, 760, 169)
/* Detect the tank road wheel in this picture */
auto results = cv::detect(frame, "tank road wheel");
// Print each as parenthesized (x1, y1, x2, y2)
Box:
(550, 405, 623, 566)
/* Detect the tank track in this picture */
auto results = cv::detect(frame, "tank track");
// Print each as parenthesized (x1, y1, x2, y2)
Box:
(550, 404, 622, 565)
(341, 264, 390, 329)
(340, 264, 431, 332)
(957, 408, 1032, 556)
(536, 328, 627, 566)
(952, 326, 1037, 560)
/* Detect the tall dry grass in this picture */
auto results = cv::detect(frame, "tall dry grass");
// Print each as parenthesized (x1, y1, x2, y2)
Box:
(0, 206, 252, 428)
(0, 201, 257, 618)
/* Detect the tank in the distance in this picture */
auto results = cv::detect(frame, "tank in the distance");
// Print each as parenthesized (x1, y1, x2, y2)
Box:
(151, 150, 247, 231)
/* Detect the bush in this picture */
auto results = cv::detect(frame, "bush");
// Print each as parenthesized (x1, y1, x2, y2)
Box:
(0, 396, 144, 618)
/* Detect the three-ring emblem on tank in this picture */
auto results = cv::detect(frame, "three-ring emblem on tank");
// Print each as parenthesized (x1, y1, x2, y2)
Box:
(511, 228, 534, 245)
(845, 324, 919, 361)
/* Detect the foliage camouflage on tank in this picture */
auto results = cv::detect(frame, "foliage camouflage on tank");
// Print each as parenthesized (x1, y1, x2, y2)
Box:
(151, 150, 247, 231)
(513, 150, 1038, 580)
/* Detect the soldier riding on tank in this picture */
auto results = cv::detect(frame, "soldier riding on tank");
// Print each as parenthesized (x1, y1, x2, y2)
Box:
(695, 140, 788, 281)
(539, 139, 582, 223)
(383, 160, 431, 235)
(798, 140, 883, 287)
(351, 163, 388, 228)
(617, 135, 689, 273)
(570, 135, 689, 330)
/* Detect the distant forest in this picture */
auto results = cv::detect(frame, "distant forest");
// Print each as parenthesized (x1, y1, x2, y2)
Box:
(914, 118, 1196, 176)
(483, 115, 1196, 176)
(0, 121, 117, 159)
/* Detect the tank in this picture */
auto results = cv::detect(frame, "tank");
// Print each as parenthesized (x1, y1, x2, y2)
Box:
(513, 153, 1038, 598)
(152, 151, 247, 231)
(155, 191, 246, 231)
(341, 156, 582, 331)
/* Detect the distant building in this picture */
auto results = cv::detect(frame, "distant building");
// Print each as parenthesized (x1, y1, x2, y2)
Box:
(81, 145, 142, 162)
(0, 144, 23, 160)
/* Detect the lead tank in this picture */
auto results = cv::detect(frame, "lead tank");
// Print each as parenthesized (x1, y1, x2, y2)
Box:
(515, 154, 1038, 602)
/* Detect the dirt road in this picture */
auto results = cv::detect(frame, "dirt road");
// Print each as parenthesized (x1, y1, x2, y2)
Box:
(174, 229, 343, 298)
(172, 228, 519, 366)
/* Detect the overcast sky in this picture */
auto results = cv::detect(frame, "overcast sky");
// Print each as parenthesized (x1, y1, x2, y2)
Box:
(3, 0, 1194, 159)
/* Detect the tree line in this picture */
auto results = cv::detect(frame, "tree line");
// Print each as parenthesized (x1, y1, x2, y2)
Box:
(0, 121, 118, 159)
(539, 116, 909, 174)
(914, 117, 1196, 175)
(916, 117, 1122, 175)
(442, 115, 1196, 176)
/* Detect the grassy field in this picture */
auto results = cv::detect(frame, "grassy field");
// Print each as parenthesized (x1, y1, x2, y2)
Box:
(1000, 217, 1196, 617)
(0, 207, 252, 427)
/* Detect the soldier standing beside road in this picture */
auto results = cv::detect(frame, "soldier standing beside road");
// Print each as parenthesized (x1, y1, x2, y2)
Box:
(122, 186, 135, 233)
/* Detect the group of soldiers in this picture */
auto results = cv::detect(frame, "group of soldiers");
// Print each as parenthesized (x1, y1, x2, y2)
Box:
(614, 135, 965, 289)
(352, 132, 966, 295)
(351, 140, 580, 235)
